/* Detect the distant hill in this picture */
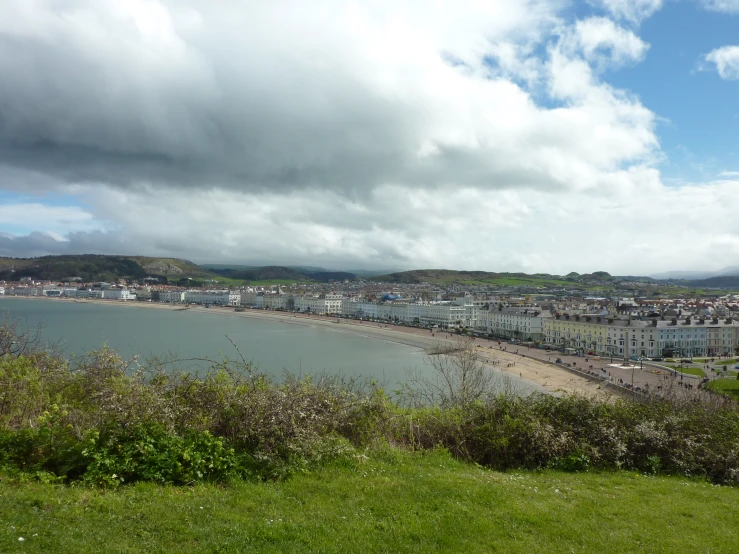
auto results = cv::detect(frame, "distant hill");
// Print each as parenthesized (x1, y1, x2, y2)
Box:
(209, 266, 355, 283)
(651, 266, 739, 280)
(368, 269, 577, 287)
(0, 255, 213, 283)
(677, 275, 739, 289)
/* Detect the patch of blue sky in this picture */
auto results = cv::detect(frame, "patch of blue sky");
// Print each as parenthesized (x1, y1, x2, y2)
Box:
(0, 190, 89, 210)
(0, 191, 96, 236)
(593, 1, 739, 183)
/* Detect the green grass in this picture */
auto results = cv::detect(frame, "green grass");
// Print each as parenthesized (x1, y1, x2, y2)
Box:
(707, 378, 739, 400)
(677, 367, 706, 378)
(716, 359, 738, 366)
(480, 277, 578, 287)
(246, 279, 312, 286)
(208, 278, 313, 287)
(664, 365, 706, 378)
(2, 449, 738, 554)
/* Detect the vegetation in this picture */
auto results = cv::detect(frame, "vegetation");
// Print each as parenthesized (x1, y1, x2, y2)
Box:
(2, 321, 739, 550)
(209, 265, 352, 283)
(707, 378, 739, 400)
(369, 269, 581, 287)
(9, 255, 739, 292)
(1, 322, 738, 487)
(0, 255, 213, 283)
(665, 366, 706, 378)
(3, 448, 739, 553)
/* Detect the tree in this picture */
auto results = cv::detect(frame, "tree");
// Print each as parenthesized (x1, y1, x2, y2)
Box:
(403, 339, 507, 407)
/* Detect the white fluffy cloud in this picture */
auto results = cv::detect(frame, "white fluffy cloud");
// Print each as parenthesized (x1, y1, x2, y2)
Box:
(704, 45, 739, 80)
(701, 0, 739, 13)
(588, 0, 663, 24)
(1, 0, 732, 276)
(562, 17, 649, 70)
(0, 203, 97, 234)
(5, 177, 739, 275)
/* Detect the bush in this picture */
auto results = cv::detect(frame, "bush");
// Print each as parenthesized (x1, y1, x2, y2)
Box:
(1, 327, 739, 486)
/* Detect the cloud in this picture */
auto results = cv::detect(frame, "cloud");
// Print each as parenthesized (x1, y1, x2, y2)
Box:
(588, 0, 663, 24)
(0, 202, 97, 234)
(0, 0, 658, 198)
(562, 17, 649, 70)
(1, 1, 705, 275)
(4, 175, 739, 275)
(701, 0, 739, 13)
(704, 45, 739, 80)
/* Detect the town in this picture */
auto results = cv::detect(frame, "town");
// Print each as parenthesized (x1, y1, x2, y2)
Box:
(4, 275, 739, 361)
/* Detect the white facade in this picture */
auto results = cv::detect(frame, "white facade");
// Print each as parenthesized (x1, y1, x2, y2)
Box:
(183, 290, 240, 306)
(101, 289, 136, 301)
(342, 299, 473, 327)
(159, 291, 185, 303)
(478, 307, 550, 341)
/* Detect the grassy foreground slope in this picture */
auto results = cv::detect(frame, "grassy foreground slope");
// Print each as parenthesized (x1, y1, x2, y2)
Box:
(2, 449, 738, 554)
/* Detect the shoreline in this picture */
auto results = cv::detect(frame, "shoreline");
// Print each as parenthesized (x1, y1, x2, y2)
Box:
(0, 296, 607, 396)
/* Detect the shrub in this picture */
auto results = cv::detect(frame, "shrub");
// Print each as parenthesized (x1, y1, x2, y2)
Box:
(1, 322, 739, 486)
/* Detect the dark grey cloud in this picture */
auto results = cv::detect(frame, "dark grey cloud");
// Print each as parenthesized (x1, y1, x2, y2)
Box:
(0, 1, 659, 198)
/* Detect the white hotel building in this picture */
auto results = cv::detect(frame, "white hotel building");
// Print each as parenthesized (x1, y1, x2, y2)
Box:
(342, 299, 475, 328)
(159, 291, 186, 303)
(183, 290, 240, 306)
(477, 307, 551, 342)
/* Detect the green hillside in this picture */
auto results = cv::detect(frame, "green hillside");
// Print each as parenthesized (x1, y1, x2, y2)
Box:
(369, 269, 577, 287)
(210, 266, 355, 283)
(0, 255, 215, 283)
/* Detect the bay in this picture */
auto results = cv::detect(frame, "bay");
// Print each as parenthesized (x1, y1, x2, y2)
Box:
(0, 298, 544, 393)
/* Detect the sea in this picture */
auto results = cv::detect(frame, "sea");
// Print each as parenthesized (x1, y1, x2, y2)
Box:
(0, 297, 543, 393)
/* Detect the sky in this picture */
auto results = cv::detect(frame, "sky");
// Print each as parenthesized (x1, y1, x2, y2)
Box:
(0, 0, 738, 276)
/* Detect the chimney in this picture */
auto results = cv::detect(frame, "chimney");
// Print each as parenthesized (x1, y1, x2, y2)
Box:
(713, 316, 719, 324)
(727, 318, 733, 324)
(652, 319, 658, 327)
(671, 318, 677, 325)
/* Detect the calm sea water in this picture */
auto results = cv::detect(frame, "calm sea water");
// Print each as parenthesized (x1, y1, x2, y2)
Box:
(0, 298, 435, 382)
(0, 298, 544, 393)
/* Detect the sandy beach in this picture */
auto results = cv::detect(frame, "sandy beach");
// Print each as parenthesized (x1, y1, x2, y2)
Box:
(2, 296, 609, 396)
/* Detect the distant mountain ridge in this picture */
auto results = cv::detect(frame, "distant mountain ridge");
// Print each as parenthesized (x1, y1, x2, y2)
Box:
(6, 255, 739, 290)
(0, 255, 212, 283)
(209, 266, 355, 283)
(651, 266, 739, 280)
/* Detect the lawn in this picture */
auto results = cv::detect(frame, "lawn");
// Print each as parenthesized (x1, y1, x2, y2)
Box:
(665, 365, 706, 378)
(2, 449, 738, 554)
(707, 378, 739, 400)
